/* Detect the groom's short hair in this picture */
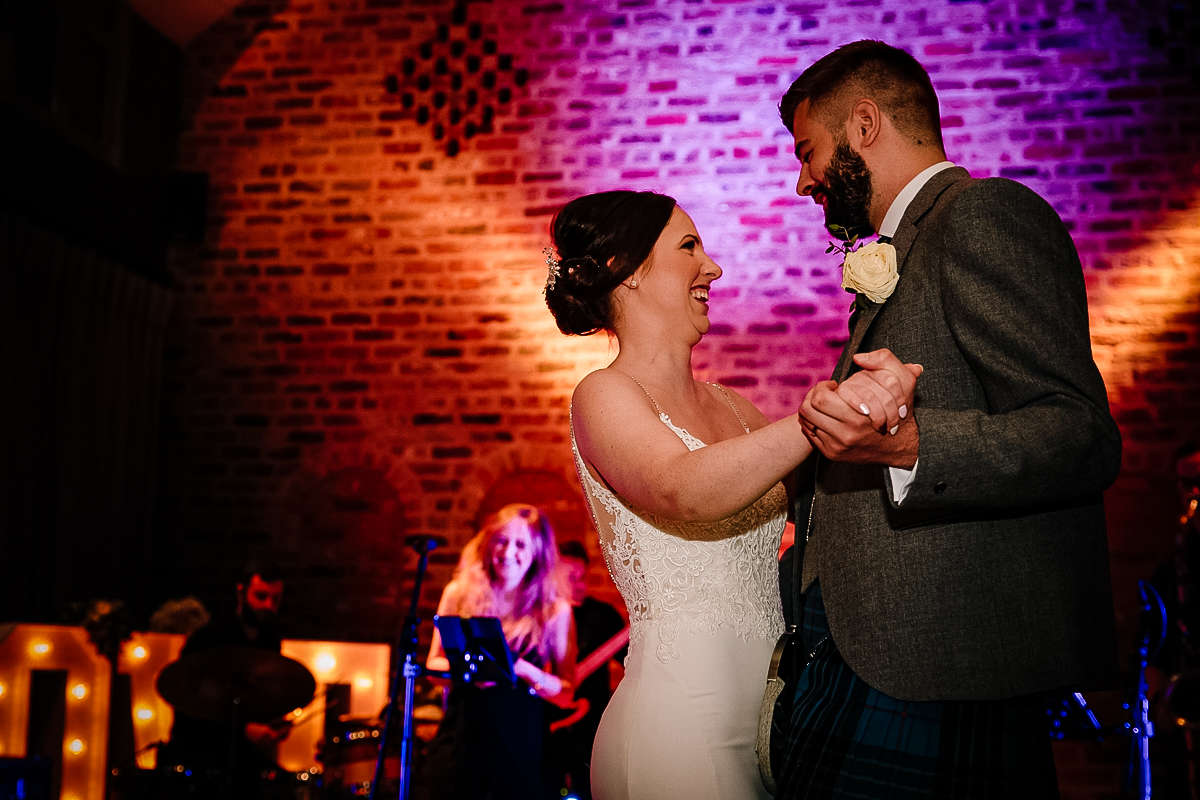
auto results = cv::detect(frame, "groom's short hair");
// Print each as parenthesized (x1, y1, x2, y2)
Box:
(780, 40, 943, 151)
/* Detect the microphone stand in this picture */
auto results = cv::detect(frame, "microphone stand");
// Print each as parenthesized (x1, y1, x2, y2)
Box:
(1123, 580, 1166, 800)
(369, 535, 442, 800)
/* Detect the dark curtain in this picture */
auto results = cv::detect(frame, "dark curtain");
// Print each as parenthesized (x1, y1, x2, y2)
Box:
(0, 211, 173, 623)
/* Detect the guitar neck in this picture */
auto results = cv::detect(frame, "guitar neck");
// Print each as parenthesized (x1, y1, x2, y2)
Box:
(575, 626, 630, 684)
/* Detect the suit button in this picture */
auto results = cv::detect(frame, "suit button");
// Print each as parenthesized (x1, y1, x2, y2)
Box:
(933, 482, 946, 494)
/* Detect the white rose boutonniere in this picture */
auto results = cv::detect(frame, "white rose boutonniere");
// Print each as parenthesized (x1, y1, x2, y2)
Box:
(842, 242, 898, 303)
(826, 226, 899, 304)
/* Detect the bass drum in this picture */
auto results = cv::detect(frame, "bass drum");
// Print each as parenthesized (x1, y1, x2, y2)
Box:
(320, 718, 398, 798)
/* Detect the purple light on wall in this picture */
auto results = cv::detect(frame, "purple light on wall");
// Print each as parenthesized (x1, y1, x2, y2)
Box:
(497, 0, 1197, 421)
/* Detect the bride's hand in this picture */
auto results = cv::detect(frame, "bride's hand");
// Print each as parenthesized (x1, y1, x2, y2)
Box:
(834, 349, 923, 435)
(799, 349, 922, 467)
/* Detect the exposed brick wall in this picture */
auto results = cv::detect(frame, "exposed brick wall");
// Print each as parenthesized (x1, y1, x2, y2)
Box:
(158, 0, 1199, 703)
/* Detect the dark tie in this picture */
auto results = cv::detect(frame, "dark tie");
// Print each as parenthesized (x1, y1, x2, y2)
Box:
(877, 234, 893, 244)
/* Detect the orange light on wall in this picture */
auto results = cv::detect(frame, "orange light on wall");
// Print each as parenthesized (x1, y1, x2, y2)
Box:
(118, 632, 185, 769)
(278, 640, 390, 774)
(0, 624, 111, 800)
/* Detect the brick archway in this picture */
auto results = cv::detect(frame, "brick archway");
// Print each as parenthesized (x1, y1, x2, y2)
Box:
(475, 467, 589, 547)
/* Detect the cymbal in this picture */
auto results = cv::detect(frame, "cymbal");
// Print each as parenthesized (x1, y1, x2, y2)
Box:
(157, 646, 316, 723)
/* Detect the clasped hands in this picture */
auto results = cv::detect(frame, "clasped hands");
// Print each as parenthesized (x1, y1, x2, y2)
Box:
(799, 349, 922, 468)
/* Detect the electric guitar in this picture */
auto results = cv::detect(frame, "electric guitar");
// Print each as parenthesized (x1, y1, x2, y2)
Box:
(548, 626, 630, 733)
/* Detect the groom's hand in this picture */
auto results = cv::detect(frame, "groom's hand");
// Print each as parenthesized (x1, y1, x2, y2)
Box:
(799, 349, 921, 467)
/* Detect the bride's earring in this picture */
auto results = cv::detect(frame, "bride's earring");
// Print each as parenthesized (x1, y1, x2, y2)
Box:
(629, 279, 638, 289)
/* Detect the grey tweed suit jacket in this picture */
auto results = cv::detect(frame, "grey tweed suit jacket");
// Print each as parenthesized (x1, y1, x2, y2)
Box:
(798, 166, 1122, 702)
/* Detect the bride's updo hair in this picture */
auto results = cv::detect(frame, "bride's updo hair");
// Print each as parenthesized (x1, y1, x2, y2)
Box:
(545, 190, 677, 336)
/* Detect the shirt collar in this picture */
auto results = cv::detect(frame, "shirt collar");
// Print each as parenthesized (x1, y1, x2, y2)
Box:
(877, 161, 955, 239)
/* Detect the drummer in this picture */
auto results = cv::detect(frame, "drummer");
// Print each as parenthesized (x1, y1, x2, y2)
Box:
(163, 560, 292, 795)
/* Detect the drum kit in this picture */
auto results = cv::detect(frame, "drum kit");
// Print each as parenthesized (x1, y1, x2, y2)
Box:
(144, 644, 420, 799)
(140, 536, 449, 800)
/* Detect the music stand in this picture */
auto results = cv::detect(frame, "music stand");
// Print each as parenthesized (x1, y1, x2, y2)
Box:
(433, 616, 517, 688)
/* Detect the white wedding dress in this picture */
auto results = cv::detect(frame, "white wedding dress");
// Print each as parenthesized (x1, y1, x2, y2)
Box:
(571, 388, 786, 800)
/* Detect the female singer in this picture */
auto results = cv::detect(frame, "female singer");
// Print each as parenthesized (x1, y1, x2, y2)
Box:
(415, 503, 576, 800)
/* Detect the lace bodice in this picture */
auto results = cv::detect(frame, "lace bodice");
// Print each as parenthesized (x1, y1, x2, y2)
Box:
(571, 403, 787, 663)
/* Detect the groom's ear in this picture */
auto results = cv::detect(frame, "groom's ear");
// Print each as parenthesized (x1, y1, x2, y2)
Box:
(848, 98, 883, 149)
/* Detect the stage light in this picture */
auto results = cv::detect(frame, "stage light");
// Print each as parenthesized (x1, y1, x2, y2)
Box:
(314, 653, 337, 674)
(31, 642, 51, 655)
(71, 683, 89, 700)
(68, 738, 86, 755)
(355, 676, 373, 689)
(0, 682, 6, 698)
(135, 707, 155, 721)
(131, 645, 148, 660)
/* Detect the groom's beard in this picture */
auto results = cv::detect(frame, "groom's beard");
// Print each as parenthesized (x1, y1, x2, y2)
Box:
(822, 139, 875, 240)
(241, 603, 279, 633)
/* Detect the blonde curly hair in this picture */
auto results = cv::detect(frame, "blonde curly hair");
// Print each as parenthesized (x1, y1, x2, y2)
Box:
(450, 504, 561, 660)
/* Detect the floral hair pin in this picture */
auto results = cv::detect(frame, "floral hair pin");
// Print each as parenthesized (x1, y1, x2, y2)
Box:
(543, 247, 562, 293)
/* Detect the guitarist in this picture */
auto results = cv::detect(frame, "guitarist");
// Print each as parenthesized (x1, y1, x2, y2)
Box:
(551, 541, 628, 800)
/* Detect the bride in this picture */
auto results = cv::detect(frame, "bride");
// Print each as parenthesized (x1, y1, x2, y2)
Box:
(544, 190, 918, 800)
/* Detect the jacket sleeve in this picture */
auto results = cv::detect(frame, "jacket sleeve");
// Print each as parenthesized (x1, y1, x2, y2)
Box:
(896, 178, 1121, 510)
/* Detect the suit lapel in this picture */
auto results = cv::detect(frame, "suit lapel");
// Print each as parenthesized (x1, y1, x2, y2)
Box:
(833, 295, 881, 382)
(830, 166, 971, 383)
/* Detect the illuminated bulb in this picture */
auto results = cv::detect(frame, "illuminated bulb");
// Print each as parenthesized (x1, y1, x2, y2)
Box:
(70, 684, 88, 700)
(0, 682, 6, 699)
(314, 653, 337, 674)
(67, 738, 86, 755)
(355, 676, 373, 689)
(31, 642, 51, 655)
(131, 645, 148, 660)
(135, 707, 154, 721)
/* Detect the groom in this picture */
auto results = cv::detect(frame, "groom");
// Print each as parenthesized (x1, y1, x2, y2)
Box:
(780, 41, 1122, 797)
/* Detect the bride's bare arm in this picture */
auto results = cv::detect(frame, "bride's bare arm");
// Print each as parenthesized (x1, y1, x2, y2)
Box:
(573, 356, 916, 523)
(572, 370, 813, 522)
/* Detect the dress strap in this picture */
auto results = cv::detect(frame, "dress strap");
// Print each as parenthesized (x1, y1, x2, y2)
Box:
(629, 376, 749, 434)
(709, 383, 750, 434)
(628, 376, 664, 416)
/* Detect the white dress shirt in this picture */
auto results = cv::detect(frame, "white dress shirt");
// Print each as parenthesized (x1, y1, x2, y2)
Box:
(877, 161, 955, 503)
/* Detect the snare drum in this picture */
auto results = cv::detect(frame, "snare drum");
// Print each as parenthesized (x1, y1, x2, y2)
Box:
(320, 718, 398, 798)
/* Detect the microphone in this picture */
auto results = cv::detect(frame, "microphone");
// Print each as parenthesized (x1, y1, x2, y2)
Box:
(405, 534, 448, 553)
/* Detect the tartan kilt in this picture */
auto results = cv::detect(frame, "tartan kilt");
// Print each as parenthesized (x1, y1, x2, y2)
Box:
(776, 585, 1059, 800)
